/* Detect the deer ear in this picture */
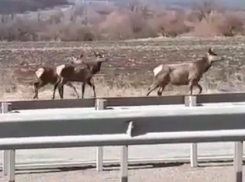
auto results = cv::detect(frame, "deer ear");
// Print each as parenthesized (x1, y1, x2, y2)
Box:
(209, 47, 214, 52)
(97, 52, 103, 57)
(94, 51, 99, 57)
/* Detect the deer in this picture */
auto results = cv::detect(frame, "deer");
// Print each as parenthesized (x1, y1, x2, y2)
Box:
(32, 54, 85, 100)
(146, 48, 224, 96)
(33, 66, 80, 99)
(54, 52, 109, 99)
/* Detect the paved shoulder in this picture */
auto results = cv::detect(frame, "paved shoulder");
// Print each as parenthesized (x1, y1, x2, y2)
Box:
(2, 164, 243, 182)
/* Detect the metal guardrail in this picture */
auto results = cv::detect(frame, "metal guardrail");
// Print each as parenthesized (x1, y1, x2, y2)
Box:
(1, 92, 245, 110)
(0, 105, 245, 182)
(1, 93, 245, 181)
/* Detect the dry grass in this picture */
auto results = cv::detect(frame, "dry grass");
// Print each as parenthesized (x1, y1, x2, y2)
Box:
(0, 79, 223, 101)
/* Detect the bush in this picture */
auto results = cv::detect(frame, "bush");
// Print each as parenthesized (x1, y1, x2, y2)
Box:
(0, 0, 70, 14)
(0, 0, 244, 41)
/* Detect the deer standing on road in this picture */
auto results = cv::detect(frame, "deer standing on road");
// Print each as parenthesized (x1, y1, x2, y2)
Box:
(146, 48, 224, 96)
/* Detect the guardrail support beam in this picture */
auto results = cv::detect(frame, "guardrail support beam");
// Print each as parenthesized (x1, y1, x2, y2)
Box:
(1, 102, 12, 176)
(121, 145, 128, 182)
(8, 150, 15, 182)
(95, 99, 107, 172)
(234, 141, 243, 182)
(185, 96, 198, 168)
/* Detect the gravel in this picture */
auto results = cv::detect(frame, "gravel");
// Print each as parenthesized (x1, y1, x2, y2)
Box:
(0, 162, 242, 182)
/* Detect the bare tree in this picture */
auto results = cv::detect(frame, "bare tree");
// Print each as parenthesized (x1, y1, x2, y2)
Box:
(192, 0, 218, 21)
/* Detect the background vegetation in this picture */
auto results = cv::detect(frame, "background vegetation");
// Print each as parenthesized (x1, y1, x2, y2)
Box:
(0, 0, 244, 41)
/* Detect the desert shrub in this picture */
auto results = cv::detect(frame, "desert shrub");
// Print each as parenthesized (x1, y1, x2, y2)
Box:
(156, 10, 190, 37)
(220, 14, 245, 36)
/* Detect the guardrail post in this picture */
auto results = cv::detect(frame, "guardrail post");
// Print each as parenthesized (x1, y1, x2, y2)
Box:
(1, 102, 11, 176)
(8, 149, 15, 182)
(1, 102, 8, 175)
(1, 102, 16, 182)
(120, 145, 128, 182)
(234, 141, 243, 182)
(185, 96, 198, 168)
(95, 99, 107, 172)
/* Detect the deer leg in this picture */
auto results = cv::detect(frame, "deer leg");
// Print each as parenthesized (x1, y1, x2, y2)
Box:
(65, 82, 80, 98)
(188, 81, 194, 95)
(55, 82, 64, 99)
(33, 81, 46, 99)
(87, 79, 96, 98)
(58, 85, 64, 99)
(146, 83, 160, 96)
(33, 82, 39, 99)
(195, 84, 202, 94)
(54, 78, 65, 99)
(52, 77, 63, 99)
(52, 83, 64, 99)
(147, 74, 169, 96)
(157, 85, 166, 96)
(52, 82, 59, 100)
(81, 83, 86, 99)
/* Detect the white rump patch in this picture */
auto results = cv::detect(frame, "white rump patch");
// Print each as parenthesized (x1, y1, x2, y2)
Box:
(35, 68, 44, 78)
(153, 64, 163, 77)
(56, 64, 66, 76)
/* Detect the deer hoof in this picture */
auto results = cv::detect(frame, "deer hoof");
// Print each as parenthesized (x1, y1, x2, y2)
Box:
(157, 91, 162, 96)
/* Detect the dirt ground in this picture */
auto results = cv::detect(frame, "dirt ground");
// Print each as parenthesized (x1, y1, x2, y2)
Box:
(0, 36, 245, 100)
(0, 162, 243, 182)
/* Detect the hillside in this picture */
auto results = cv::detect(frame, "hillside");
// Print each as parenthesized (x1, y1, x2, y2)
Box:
(0, 0, 70, 14)
(0, 0, 244, 41)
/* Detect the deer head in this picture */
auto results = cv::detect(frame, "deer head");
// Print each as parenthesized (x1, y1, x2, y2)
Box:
(93, 51, 109, 63)
(69, 54, 82, 65)
(206, 48, 224, 62)
(93, 51, 104, 57)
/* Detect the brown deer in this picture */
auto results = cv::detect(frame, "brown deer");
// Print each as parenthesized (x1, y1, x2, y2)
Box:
(33, 67, 80, 99)
(146, 48, 224, 96)
(55, 52, 109, 99)
(32, 54, 85, 99)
